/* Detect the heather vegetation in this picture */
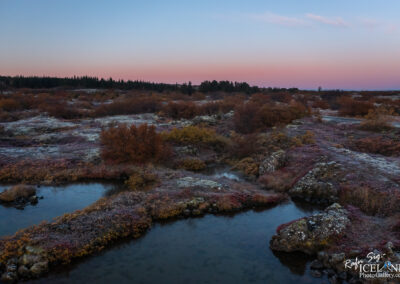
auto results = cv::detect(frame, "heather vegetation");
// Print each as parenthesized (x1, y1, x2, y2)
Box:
(1, 83, 400, 283)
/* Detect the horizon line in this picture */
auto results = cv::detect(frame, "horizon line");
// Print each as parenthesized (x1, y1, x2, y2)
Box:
(1, 74, 399, 92)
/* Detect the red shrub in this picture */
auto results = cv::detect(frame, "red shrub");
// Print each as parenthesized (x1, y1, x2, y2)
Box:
(338, 96, 374, 117)
(161, 101, 198, 119)
(42, 103, 83, 119)
(94, 96, 162, 117)
(350, 136, 400, 156)
(229, 133, 261, 158)
(233, 102, 262, 134)
(234, 102, 309, 134)
(0, 98, 21, 111)
(100, 124, 170, 164)
(312, 100, 330, 109)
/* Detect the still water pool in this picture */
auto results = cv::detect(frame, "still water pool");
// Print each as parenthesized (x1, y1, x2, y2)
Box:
(35, 200, 326, 284)
(0, 183, 118, 237)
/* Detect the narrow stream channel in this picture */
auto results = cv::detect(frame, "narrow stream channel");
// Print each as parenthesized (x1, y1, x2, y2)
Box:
(32, 200, 326, 284)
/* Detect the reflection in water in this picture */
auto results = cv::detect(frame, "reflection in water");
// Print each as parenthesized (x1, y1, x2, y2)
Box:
(36, 201, 327, 284)
(272, 250, 314, 275)
(291, 197, 327, 214)
(0, 183, 123, 237)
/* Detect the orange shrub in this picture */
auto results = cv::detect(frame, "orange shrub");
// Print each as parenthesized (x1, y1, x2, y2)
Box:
(359, 108, 394, 132)
(0, 184, 36, 202)
(177, 158, 206, 171)
(161, 126, 228, 150)
(257, 102, 308, 127)
(339, 185, 399, 216)
(233, 157, 259, 176)
(125, 170, 158, 190)
(101, 124, 170, 164)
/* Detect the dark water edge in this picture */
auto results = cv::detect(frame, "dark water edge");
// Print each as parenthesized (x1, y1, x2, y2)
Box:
(31, 200, 327, 284)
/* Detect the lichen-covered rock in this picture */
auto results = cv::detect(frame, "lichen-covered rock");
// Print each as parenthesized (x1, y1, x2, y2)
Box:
(29, 261, 48, 276)
(289, 161, 340, 203)
(259, 150, 287, 175)
(270, 203, 350, 254)
(192, 115, 218, 125)
(19, 254, 42, 267)
(175, 146, 199, 156)
(176, 177, 222, 189)
(1, 271, 17, 283)
(17, 265, 30, 278)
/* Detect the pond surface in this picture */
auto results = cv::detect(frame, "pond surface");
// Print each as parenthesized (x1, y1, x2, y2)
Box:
(36, 200, 326, 284)
(0, 183, 119, 237)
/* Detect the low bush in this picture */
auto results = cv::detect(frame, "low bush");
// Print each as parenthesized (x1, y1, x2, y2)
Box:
(233, 157, 259, 177)
(359, 108, 394, 132)
(233, 102, 309, 134)
(125, 170, 158, 191)
(350, 136, 400, 156)
(162, 126, 228, 150)
(233, 102, 261, 134)
(258, 102, 308, 128)
(177, 158, 206, 171)
(94, 96, 162, 117)
(229, 133, 261, 159)
(198, 100, 236, 116)
(0, 98, 21, 112)
(161, 101, 198, 119)
(101, 123, 170, 164)
(0, 184, 36, 202)
(312, 99, 330, 109)
(41, 103, 83, 119)
(339, 185, 399, 216)
(257, 130, 315, 153)
(338, 96, 374, 117)
(258, 171, 295, 192)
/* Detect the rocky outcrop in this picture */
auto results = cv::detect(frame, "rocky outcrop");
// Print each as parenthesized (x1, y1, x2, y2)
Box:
(270, 203, 350, 254)
(289, 161, 340, 204)
(259, 150, 287, 175)
(192, 115, 218, 125)
(0, 246, 48, 282)
(177, 177, 222, 189)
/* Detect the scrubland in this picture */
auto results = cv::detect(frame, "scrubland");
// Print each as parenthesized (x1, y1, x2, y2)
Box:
(1, 86, 400, 282)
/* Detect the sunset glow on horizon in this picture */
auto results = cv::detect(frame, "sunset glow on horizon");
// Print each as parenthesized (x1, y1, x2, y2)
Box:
(1, 0, 400, 90)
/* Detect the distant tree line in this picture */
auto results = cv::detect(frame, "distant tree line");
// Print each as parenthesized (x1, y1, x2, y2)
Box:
(0, 75, 303, 94)
(0, 76, 262, 93)
(0, 76, 182, 92)
(198, 80, 259, 93)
